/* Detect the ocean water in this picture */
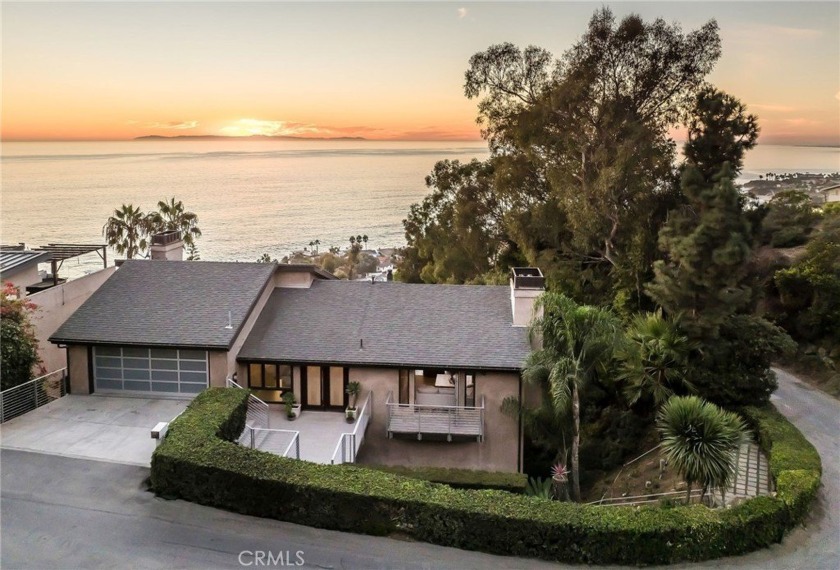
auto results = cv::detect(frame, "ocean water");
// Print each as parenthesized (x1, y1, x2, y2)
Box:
(2, 141, 838, 279)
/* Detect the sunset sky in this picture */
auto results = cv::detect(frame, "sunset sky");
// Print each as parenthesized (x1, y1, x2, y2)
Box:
(2, 2, 838, 145)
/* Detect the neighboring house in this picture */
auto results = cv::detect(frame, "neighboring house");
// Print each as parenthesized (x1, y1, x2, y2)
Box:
(1, 244, 114, 372)
(0, 249, 52, 293)
(49, 250, 541, 473)
(821, 184, 840, 203)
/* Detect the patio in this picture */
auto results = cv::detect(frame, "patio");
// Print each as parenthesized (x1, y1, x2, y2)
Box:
(265, 407, 356, 464)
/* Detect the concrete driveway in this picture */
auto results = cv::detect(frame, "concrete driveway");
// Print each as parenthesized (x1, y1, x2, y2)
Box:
(0, 395, 189, 466)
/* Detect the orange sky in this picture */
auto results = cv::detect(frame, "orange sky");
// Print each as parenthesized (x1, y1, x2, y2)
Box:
(2, 3, 838, 145)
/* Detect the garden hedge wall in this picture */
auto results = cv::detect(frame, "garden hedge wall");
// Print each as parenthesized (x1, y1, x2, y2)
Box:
(151, 388, 822, 565)
(363, 464, 527, 492)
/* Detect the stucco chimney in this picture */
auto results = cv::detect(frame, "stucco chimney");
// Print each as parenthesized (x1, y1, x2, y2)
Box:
(149, 231, 184, 261)
(510, 267, 545, 327)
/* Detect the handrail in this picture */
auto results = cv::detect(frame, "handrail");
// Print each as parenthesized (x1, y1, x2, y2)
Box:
(1, 368, 67, 423)
(384, 397, 486, 412)
(283, 431, 300, 459)
(330, 391, 372, 464)
(588, 487, 718, 507)
(0, 368, 67, 396)
(226, 376, 269, 429)
(385, 389, 484, 442)
(225, 377, 245, 389)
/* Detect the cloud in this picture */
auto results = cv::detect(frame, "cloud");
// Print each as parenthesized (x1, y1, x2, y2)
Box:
(457, 7, 467, 19)
(731, 24, 823, 40)
(782, 118, 820, 127)
(750, 104, 796, 113)
(836, 91, 840, 101)
(219, 118, 390, 139)
(129, 120, 198, 130)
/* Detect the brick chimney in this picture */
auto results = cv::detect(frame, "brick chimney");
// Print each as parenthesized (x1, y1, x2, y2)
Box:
(149, 231, 184, 261)
(510, 267, 545, 327)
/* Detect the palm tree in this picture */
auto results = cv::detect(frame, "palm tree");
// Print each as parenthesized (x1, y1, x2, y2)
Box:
(657, 395, 747, 504)
(102, 204, 151, 259)
(362, 234, 368, 248)
(618, 310, 695, 407)
(502, 372, 571, 473)
(521, 292, 621, 501)
(148, 197, 202, 248)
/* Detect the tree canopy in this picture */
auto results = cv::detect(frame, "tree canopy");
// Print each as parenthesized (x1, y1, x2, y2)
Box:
(102, 198, 201, 260)
(399, 8, 723, 309)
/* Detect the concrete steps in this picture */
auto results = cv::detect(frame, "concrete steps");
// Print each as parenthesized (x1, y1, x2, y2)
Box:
(727, 442, 773, 502)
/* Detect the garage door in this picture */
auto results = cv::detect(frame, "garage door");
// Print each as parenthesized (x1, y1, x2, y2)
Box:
(93, 347, 208, 395)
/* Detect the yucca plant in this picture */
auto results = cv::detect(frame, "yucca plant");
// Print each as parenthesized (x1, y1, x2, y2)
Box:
(657, 395, 747, 504)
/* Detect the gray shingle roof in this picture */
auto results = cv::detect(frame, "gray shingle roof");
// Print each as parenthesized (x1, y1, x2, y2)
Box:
(238, 280, 530, 371)
(50, 260, 276, 349)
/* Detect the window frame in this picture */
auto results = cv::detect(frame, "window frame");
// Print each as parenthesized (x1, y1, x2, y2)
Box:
(246, 361, 293, 392)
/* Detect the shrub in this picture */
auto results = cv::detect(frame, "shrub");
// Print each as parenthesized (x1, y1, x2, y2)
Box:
(770, 225, 808, 248)
(363, 464, 527, 493)
(151, 388, 822, 565)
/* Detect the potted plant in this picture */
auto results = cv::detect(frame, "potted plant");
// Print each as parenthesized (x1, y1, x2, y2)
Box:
(283, 391, 301, 421)
(345, 381, 361, 423)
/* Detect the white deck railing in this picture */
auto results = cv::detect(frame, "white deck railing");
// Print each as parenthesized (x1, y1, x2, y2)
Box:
(385, 391, 484, 441)
(226, 376, 297, 458)
(239, 425, 300, 459)
(226, 376, 270, 429)
(330, 391, 372, 464)
(0, 369, 67, 423)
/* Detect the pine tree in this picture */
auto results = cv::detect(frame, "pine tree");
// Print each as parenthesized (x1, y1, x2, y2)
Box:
(646, 164, 754, 339)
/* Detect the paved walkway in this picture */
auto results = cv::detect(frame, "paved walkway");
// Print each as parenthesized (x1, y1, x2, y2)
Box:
(0, 395, 189, 466)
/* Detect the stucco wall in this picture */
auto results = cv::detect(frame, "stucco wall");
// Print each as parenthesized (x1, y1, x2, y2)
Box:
(31, 266, 117, 373)
(67, 345, 90, 394)
(351, 367, 521, 473)
(208, 351, 229, 388)
(275, 271, 314, 288)
(3, 265, 41, 292)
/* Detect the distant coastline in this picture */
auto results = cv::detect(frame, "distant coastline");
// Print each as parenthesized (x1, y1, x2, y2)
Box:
(134, 134, 367, 141)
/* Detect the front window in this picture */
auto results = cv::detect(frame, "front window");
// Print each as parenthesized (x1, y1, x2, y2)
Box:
(247, 362, 293, 402)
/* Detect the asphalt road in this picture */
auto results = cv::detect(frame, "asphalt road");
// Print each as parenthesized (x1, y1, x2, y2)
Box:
(1, 368, 837, 570)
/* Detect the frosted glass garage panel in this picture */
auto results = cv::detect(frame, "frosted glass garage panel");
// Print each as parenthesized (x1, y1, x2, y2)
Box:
(93, 347, 208, 396)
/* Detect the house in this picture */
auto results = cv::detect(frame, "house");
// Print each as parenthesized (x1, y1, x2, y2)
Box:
(0, 248, 52, 293)
(49, 245, 541, 473)
(821, 184, 840, 203)
(1, 243, 115, 372)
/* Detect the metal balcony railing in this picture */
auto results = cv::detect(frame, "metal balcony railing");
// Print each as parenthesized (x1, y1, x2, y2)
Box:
(385, 391, 484, 442)
(0, 369, 67, 423)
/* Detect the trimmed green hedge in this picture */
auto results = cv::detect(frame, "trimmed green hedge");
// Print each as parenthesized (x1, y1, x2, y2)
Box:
(151, 388, 822, 565)
(363, 464, 527, 492)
